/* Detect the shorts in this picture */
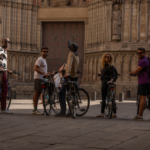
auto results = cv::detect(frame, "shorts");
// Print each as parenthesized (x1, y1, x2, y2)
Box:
(34, 79, 43, 92)
(137, 84, 150, 96)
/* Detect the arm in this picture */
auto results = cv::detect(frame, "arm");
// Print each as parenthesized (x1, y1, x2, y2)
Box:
(130, 66, 143, 75)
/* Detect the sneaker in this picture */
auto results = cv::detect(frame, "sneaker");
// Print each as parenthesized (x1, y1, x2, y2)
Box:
(96, 114, 104, 118)
(112, 114, 117, 118)
(0, 109, 13, 114)
(133, 115, 143, 121)
(32, 110, 44, 115)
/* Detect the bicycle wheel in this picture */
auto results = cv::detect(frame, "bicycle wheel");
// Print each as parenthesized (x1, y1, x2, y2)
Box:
(6, 87, 12, 110)
(104, 103, 111, 118)
(67, 95, 76, 119)
(76, 88, 90, 116)
(42, 89, 52, 116)
(51, 91, 61, 115)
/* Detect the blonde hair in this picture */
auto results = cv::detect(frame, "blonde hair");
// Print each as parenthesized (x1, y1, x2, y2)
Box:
(101, 53, 113, 70)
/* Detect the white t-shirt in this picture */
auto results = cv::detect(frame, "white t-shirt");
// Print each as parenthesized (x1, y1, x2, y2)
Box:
(34, 57, 47, 79)
(0, 47, 7, 70)
(54, 73, 60, 87)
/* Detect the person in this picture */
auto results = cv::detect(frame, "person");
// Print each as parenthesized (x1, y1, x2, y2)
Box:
(0, 38, 13, 114)
(33, 47, 52, 115)
(55, 41, 79, 117)
(97, 53, 117, 118)
(130, 48, 150, 120)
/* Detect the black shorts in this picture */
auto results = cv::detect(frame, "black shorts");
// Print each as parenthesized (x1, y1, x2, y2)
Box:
(137, 84, 150, 96)
(34, 79, 43, 92)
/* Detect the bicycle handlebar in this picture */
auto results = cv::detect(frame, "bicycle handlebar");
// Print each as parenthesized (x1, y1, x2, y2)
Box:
(12, 70, 20, 75)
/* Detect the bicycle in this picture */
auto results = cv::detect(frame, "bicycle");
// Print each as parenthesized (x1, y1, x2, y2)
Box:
(41, 74, 61, 116)
(98, 74, 119, 119)
(0, 70, 20, 110)
(62, 73, 90, 119)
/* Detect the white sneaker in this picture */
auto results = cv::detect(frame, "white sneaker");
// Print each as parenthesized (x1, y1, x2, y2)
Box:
(32, 110, 44, 115)
(0, 109, 13, 114)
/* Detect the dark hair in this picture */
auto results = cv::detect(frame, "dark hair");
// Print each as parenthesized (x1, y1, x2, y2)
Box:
(41, 47, 48, 52)
(137, 47, 145, 53)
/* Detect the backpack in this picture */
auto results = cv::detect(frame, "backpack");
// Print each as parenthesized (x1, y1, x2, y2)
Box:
(109, 65, 118, 82)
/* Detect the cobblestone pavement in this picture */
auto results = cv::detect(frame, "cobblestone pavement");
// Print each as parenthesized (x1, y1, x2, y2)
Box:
(0, 100, 150, 150)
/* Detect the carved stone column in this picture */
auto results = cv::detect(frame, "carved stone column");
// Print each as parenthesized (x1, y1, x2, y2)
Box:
(37, 20, 42, 52)
(27, 5, 33, 51)
(6, 1, 12, 49)
(17, 3, 22, 50)
(112, 4, 122, 41)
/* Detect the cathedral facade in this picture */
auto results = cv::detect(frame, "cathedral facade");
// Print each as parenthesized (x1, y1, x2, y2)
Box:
(0, 0, 150, 98)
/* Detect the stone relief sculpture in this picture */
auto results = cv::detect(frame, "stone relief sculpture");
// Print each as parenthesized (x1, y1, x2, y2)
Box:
(112, 4, 122, 41)
(50, 0, 71, 7)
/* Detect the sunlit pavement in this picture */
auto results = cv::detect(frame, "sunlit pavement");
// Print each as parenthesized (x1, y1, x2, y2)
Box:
(0, 99, 150, 150)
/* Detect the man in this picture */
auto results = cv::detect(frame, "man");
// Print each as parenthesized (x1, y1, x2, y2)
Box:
(33, 47, 50, 115)
(0, 38, 13, 114)
(55, 41, 79, 117)
(130, 48, 150, 120)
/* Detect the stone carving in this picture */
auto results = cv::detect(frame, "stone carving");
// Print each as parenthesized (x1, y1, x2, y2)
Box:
(112, 4, 122, 41)
(50, 0, 71, 7)
(113, 0, 124, 4)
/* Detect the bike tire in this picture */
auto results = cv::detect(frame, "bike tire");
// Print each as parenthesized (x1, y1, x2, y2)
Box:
(109, 91, 114, 119)
(67, 95, 76, 119)
(42, 89, 52, 116)
(52, 91, 61, 115)
(76, 88, 90, 117)
(6, 87, 12, 110)
(104, 103, 111, 118)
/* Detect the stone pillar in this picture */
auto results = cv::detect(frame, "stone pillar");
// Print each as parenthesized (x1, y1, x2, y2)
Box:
(137, 0, 141, 42)
(27, 4, 33, 51)
(22, 56, 25, 82)
(6, 1, 12, 49)
(85, 57, 89, 82)
(37, 20, 42, 52)
(15, 55, 18, 81)
(17, 3, 22, 51)
(92, 57, 97, 81)
(145, 0, 149, 42)
(0, 1, 3, 42)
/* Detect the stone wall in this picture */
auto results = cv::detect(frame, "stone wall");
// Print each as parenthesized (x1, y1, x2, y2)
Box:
(0, 0, 41, 98)
(82, 0, 150, 99)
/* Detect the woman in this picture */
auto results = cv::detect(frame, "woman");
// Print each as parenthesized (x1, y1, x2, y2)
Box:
(97, 53, 117, 118)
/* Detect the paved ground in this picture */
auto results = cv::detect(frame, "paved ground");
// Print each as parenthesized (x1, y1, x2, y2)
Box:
(0, 100, 150, 150)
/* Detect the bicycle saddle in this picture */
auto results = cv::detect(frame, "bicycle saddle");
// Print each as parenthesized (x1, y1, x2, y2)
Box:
(108, 82, 114, 85)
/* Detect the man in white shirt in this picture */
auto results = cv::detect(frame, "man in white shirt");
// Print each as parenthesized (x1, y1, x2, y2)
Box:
(33, 47, 50, 115)
(0, 38, 13, 114)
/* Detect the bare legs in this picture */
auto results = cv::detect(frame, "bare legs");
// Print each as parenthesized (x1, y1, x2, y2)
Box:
(138, 95, 146, 117)
(33, 91, 41, 110)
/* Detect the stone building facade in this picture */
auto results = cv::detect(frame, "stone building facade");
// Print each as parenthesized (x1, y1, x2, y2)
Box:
(1, 0, 150, 98)
(0, 0, 41, 98)
(82, 0, 150, 98)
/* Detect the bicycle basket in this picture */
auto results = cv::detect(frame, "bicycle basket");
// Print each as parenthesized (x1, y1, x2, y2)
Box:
(67, 81, 78, 93)
(49, 81, 55, 95)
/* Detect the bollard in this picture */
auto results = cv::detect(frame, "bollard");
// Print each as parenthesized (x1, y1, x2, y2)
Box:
(126, 90, 130, 98)
(12, 91, 16, 99)
(119, 92, 124, 102)
(91, 91, 97, 101)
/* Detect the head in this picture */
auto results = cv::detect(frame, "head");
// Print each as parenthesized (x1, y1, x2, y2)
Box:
(114, 4, 119, 10)
(101, 53, 113, 69)
(137, 48, 145, 59)
(41, 47, 48, 58)
(2, 38, 10, 49)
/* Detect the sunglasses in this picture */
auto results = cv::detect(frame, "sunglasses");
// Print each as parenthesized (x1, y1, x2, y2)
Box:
(5, 41, 10, 43)
(137, 52, 143, 55)
(105, 56, 110, 58)
(42, 51, 48, 53)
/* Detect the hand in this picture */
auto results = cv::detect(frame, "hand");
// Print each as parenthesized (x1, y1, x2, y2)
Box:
(43, 73, 50, 77)
(9, 71, 13, 75)
(129, 72, 134, 75)
(64, 74, 69, 78)
(0, 67, 4, 71)
(107, 80, 112, 84)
